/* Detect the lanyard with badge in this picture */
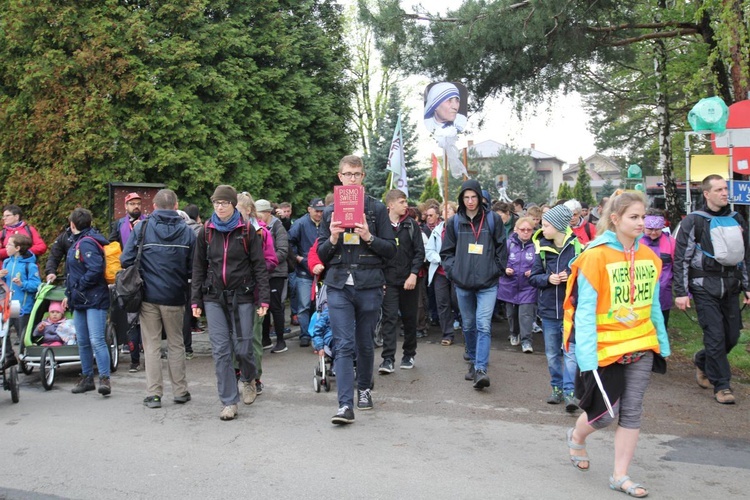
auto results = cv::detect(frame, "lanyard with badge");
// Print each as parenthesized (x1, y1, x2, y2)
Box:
(467, 211, 485, 255)
(613, 246, 638, 327)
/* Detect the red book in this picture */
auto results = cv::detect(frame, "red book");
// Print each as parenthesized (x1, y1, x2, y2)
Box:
(334, 185, 365, 228)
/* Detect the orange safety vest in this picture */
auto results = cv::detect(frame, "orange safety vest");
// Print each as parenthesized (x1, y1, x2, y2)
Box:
(563, 243, 662, 367)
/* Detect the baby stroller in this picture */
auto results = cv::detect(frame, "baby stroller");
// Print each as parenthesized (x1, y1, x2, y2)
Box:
(311, 283, 334, 393)
(19, 282, 119, 390)
(0, 281, 21, 403)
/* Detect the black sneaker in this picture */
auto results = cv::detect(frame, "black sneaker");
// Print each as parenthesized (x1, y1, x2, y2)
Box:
(129, 363, 140, 373)
(331, 405, 354, 425)
(98, 377, 111, 396)
(378, 359, 394, 374)
(473, 370, 490, 389)
(270, 341, 288, 353)
(400, 357, 414, 370)
(262, 337, 273, 350)
(144, 395, 162, 408)
(464, 365, 476, 381)
(300, 336, 311, 347)
(72, 374, 95, 394)
(255, 380, 264, 395)
(174, 392, 191, 404)
(357, 388, 373, 410)
(564, 392, 579, 413)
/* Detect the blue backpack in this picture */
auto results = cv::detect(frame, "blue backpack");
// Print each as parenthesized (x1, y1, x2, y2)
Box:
(693, 211, 745, 266)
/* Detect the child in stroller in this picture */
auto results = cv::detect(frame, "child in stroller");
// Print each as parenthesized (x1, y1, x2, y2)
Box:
(34, 301, 76, 346)
(311, 284, 334, 392)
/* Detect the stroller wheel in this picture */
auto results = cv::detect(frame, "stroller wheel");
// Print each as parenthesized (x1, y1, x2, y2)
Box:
(20, 359, 33, 376)
(9, 366, 20, 403)
(107, 323, 119, 373)
(313, 375, 321, 393)
(41, 347, 56, 391)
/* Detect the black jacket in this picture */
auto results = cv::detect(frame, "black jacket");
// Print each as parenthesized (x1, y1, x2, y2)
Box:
(384, 215, 425, 286)
(45, 227, 75, 276)
(191, 215, 270, 308)
(317, 195, 397, 290)
(440, 179, 507, 290)
(121, 210, 195, 306)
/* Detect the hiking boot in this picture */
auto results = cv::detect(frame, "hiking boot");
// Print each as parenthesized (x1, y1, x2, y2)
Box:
(693, 353, 711, 389)
(357, 388, 373, 410)
(185, 351, 194, 360)
(72, 374, 95, 394)
(465, 365, 476, 381)
(255, 380, 264, 395)
(173, 392, 191, 404)
(129, 363, 140, 373)
(715, 388, 736, 404)
(242, 381, 257, 405)
(331, 405, 354, 425)
(378, 359, 394, 374)
(509, 335, 520, 346)
(547, 387, 564, 404)
(143, 395, 162, 408)
(473, 370, 490, 389)
(270, 341, 288, 354)
(300, 336, 311, 348)
(400, 357, 414, 370)
(521, 342, 533, 353)
(98, 377, 111, 396)
(220, 404, 238, 421)
(564, 392, 580, 413)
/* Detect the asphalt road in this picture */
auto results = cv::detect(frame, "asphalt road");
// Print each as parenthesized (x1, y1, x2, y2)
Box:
(1, 321, 749, 499)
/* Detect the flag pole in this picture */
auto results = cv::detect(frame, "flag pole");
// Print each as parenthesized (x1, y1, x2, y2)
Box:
(443, 149, 449, 220)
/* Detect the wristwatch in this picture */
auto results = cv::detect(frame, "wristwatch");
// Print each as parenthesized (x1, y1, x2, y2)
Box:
(367, 234, 375, 244)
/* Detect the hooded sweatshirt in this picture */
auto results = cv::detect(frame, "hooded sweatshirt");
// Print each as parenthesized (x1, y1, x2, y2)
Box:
(440, 179, 507, 290)
(2, 251, 41, 315)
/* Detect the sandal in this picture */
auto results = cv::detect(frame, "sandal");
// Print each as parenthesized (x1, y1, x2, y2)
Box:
(609, 475, 648, 498)
(441, 338, 453, 346)
(566, 427, 590, 471)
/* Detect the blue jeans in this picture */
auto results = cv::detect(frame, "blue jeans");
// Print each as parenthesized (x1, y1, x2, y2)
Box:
(294, 274, 314, 339)
(74, 308, 110, 378)
(328, 286, 382, 409)
(455, 285, 497, 372)
(541, 317, 577, 392)
(288, 272, 297, 315)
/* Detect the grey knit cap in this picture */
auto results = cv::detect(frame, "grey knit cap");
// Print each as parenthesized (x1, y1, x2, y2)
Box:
(543, 204, 573, 232)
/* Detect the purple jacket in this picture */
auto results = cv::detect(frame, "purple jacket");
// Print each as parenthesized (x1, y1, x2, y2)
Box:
(497, 232, 537, 304)
(641, 233, 674, 310)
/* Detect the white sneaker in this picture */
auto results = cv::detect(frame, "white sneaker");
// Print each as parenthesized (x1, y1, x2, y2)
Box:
(242, 381, 257, 405)
(220, 404, 238, 420)
(509, 335, 520, 346)
(522, 342, 533, 353)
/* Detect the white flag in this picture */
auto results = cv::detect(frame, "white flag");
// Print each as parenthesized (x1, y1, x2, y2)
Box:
(387, 116, 408, 197)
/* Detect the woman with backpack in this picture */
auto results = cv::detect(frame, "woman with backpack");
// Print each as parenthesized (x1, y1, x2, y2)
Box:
(563, 191, 670, 498)
(640, 208, 675, 327)
(191, 185, 270, 421)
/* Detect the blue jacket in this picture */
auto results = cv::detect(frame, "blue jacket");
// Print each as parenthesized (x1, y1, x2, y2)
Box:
(288, 214, 321, 279)
(3, 252, 41, 315)
(121, 210, 196, 306)
(497, 232, 537, 305)
(65, 228, 110, 310)
(573, 230, 670, 371)
(528, 228, 580, 319)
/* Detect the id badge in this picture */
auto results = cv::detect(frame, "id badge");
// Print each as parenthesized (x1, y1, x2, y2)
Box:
(468, 243, 484, 255)
(613, 305, 637, 328)
(343, 232, 361, 245)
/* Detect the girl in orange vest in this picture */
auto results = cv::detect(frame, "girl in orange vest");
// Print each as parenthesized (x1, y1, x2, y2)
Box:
(563, 191, 670, 498)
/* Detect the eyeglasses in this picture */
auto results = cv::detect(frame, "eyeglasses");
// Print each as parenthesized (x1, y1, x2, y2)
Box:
(340, 172, 363, 179)
(213, 201, 232, 207)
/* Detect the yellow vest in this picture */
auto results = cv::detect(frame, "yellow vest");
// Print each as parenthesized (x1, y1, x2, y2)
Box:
(563, 243, 661, 367)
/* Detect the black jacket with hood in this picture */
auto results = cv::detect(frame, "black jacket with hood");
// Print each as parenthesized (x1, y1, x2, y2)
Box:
(384, 215, 425, 286)
(440, 179, 507, 290)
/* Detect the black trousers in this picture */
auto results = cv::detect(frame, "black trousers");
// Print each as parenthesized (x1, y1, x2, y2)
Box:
(263, 277, 287, 338)
(380, 284, 418, 361)
(692, 286, 741, 392)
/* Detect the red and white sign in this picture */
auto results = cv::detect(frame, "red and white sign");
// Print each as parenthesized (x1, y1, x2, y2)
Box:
(712, 99, 750, 174)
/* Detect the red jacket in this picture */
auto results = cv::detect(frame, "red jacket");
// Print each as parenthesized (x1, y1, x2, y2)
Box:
(0, 221, 47, 260)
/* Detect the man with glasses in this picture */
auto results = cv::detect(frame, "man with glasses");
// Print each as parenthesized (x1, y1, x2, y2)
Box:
(318, 155, 397, 425)
(0, 205, 47, 260)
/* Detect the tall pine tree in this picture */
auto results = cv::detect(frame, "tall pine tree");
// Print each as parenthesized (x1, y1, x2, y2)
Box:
(572, 158, 596, 205)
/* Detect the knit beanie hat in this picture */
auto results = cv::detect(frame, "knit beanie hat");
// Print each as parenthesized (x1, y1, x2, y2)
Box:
(211, 185, 238, 207)
(543, 204, 573, 232)
(49, 301, 65, 314)
(424, 82, 460, 119)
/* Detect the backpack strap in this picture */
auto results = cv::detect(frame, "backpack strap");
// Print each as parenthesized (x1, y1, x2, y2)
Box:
(75, 236, 104, 261)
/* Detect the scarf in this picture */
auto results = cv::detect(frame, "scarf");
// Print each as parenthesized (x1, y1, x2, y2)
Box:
(211, 209, 241, 233)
